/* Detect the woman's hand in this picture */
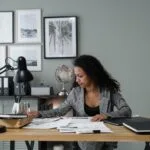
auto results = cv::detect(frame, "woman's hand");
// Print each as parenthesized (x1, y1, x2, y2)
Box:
(91, 114, 108, 121)
(27, 111, 40, 118)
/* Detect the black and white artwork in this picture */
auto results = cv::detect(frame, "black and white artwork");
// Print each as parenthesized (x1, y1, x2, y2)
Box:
(44, 16, 77, 58)
(0, 46, 6, 76)
(8, 45, 41, 71)
(0, 11, 13, 43)
(16, 9, 41, 43)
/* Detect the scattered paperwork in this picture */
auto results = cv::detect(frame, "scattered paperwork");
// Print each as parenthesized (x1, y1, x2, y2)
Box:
(24, 117, 71, 129)
(24, 117, 112, 133)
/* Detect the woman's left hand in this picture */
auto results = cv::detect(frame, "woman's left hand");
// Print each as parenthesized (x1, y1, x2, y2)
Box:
(91, 114, 108, 121)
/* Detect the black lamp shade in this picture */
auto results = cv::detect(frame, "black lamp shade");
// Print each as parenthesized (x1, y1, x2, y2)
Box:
(14, 57, 33, 83)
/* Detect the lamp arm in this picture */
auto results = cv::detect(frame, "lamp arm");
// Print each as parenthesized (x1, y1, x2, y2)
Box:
(0, 65, 7, 74)
(0, 65, 7, 71)
(0, 69, 7, 75)
(5, 64, 15, 71)
(0, 64, 16, 75)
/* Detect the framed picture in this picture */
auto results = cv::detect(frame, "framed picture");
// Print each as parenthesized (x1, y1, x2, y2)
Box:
(0, 46, 6, 76)
(0, 11, 14, 43)
(16, 9, 41, 43)
(8, 45, 41, 71)
(44, 16, 77, 58)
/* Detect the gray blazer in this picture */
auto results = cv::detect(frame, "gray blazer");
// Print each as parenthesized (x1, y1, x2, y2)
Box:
(40, 87, 132, 118)
(39, 87, 132, 150)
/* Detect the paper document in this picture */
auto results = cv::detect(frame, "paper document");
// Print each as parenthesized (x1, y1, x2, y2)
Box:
(24, 117, 71, 129)
(58, 118, 112, 133)
(24, 117, 112, 133)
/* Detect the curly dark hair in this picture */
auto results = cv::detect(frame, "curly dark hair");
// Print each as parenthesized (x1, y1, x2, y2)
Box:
(72, 55, 120, 92)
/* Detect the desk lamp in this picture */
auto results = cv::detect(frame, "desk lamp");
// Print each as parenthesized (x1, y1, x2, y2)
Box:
(0, 56, 33, 114)
(14, 56, 33, 96)
(12, 56, 33, 114)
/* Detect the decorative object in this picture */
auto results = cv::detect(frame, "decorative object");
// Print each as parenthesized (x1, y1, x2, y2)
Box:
(0, 11, 13, 43)
(44, 16, 77, 58)
(31, 86, 51, 96)
(8, 45, 42, 71)
(55, 65, 74, 96)
(16, 9, 41, 43)
(0, 46, 7, 76)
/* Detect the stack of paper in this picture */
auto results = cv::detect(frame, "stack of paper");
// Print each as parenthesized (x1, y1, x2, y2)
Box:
(24, 117, 112, 134)
(58, 118, 112, 133)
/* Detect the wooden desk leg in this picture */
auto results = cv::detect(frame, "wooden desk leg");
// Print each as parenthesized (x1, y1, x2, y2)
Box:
(25, 141, 34, 150)
(10, 141, 15, 150)
(144, 142, 150, 150)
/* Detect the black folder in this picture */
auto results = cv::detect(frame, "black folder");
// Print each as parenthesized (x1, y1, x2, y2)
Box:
(104, 117, 131, 126)
(123, 117, 150, 133)
(105, 116, 150, 133)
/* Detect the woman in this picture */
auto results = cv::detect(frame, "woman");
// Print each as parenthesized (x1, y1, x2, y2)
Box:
(28, 55, 132, 150)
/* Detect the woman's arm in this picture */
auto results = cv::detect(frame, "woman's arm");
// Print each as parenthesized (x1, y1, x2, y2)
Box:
(106, 92, 132, 118)
(91, 92, 132, 121)
(27, 88, 76, 118)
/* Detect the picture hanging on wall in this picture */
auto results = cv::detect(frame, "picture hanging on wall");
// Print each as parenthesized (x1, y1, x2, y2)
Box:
(16, 9, 41, 43)
(44, 16, 77, 58)
(7, 45, 41, 71)
(0, 45, 6, 76)
(0, 11, 14, 43)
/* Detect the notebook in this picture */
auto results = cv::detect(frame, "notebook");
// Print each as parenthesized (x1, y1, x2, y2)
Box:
(123, 117, 150, 133)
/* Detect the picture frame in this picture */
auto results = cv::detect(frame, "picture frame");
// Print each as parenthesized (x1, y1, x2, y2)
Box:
(0, 11, 14, 43)
(0, 46, 7, 76)
(16, 9, 41, 43)
(44, 16, 77, 58)
(7, 45, 41, 71)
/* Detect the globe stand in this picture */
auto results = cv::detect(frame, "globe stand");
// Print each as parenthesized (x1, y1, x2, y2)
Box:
(55, 65, 74, 97)
(57, 82, 68, 97)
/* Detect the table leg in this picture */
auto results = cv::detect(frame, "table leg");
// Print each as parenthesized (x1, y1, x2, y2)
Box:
(39, 141, 47, 150)
(144, 142, 150, 150)
(25, 141, 34, 150)
(10, 141, 15, 150)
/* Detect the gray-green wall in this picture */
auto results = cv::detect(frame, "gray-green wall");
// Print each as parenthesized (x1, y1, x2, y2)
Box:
(0, 0, 150, 149)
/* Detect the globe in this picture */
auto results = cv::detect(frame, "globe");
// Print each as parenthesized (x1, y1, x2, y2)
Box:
(55, 65, 74, 96)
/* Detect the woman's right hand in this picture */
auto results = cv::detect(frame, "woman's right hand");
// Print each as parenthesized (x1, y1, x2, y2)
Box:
(27, 111, 40, 118)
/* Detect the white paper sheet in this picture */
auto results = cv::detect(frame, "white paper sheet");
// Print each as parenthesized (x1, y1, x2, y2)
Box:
(24, 117, 71, 129)
(24, 117, 112, 133)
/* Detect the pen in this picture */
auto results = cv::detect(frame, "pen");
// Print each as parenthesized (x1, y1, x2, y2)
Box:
(93, 130, 101, 133)
(76, 129, 101, 134)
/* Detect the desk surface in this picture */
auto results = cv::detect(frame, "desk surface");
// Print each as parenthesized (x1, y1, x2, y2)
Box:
(0, 124, 150, 142)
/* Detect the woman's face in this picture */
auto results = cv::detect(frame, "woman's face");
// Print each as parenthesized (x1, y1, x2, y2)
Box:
(74, 66, 92, 88)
